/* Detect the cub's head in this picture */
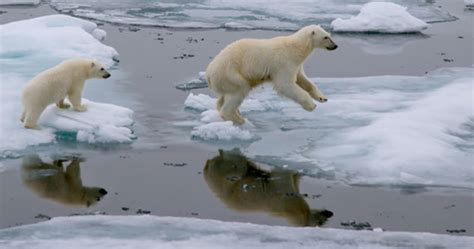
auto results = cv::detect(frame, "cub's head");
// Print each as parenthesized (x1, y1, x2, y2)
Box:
(83, 187, 108, 207)
(88, 60, 111, 79)
(300, 25, 338, 51)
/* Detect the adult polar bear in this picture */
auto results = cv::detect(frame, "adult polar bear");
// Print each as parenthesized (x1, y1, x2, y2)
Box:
(21, 58, 111, 129)
(206, 25, 338, 124)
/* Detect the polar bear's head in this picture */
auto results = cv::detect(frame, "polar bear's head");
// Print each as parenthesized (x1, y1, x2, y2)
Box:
(88, 60, 111, 79)
(299, 25, 338, 51)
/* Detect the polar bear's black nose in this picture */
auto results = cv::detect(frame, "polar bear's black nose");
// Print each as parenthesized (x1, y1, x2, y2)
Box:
(103, 73, 111, 79)
(321, 210, 333, 218)
(99, 188, 108, 195)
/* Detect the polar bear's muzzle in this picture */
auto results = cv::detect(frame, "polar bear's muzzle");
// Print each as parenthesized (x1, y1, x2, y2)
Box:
(326, 37, 338, 50)
(103, 72, 111, 79)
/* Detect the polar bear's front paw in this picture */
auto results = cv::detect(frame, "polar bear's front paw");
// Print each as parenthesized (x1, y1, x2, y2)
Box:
(220, 111, 246, 125)
(74, 105, 88, 112)
(57, 102, 71, 109)
(302, 100, 316, 111)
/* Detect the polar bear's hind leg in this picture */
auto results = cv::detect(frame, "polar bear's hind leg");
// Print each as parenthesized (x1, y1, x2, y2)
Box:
(216, 95, 225, 111)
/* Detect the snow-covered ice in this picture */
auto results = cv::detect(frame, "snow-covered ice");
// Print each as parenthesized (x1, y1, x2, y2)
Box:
(0, 215, 472, 249)
(0, 15, 133, 159)
(331, 2, 429, 33)
(48, 0, 456, 31)
(177, 67, 474, 189)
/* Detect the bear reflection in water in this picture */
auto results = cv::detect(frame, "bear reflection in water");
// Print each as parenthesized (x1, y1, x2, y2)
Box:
(21, 154, 107, 207)
(204, 149, 333, 226)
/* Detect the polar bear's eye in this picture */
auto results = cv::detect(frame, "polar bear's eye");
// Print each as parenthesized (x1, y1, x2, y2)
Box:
(100, 68, 104, 71)
(324, 37, 328, 40)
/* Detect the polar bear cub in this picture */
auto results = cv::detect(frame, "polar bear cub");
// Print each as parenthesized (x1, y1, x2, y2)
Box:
(21, 58, 111, 129)
(206, 25, 338, 124)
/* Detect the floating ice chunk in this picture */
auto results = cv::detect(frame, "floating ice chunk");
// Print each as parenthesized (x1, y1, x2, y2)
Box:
(200, 110, 222, 123)
(0, 0, 40, 6)
(184, 93, 215, 112)
(176, 72, 207, 91)
(0, 215, 472, 249)
(331, 2, 429, 33)
(39, 99, 135, 144)
(466, 0, 474, 8)
(191, 121, 257, 142)
(184, 92, 270, 113)
(224, 22, 254, 29)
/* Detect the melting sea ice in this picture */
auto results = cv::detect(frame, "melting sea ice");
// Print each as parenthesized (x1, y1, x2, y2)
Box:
(47, 0, 456, 31)
(176, 67, 474, 190)
(0, 215, 472, 249)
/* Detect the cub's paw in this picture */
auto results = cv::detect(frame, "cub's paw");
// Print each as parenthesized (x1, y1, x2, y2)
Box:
(74, 105, 88, 112)
(58, 103, 71, 109)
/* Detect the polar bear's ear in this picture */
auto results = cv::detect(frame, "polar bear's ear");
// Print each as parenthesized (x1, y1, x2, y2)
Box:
(90, 62, 96, 68)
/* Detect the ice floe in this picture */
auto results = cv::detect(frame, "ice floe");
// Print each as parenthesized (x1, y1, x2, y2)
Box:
(177, 67, 474, 189)
(331, 2, 429, 33)
(465, 0, 474, 8)
(0, 215, 472, 249)
(0, 15, 132, 159)
(48, 0, 456, 31)
(0, 0, 41, 6)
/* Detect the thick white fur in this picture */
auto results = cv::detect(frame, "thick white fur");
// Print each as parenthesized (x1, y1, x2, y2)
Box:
(206, 25, 338, 124)
(21, 58, 111, 129)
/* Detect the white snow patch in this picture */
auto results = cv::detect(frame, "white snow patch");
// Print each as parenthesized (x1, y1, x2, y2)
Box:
(191, 120, 256, 141)
(0, 215, 472, 249)
(331, 2, 429, 33)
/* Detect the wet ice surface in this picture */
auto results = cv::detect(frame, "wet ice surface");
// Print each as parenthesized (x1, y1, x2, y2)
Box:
(0, 15, 135, 159)
(0, 215, 472, 249)
(48, 0, 456, 31)
(176, 67, 474, 190)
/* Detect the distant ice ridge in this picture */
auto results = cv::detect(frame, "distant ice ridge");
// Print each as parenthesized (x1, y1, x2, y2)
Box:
(48, 0, 456, 31)
(466, 0, 474, 8)
(178, 67, 474, 189)
(0, 215, 472, 249)
(331, 2, 429, 33)
(0, 0, 41, 6)
(0, 15, 133, 159)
